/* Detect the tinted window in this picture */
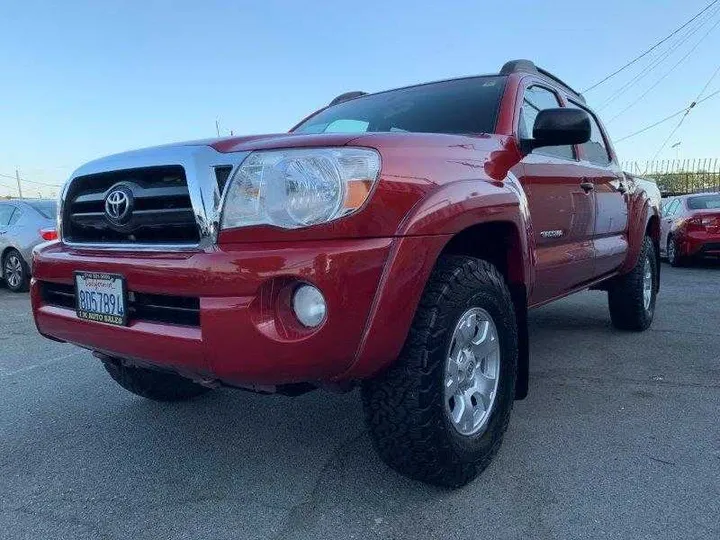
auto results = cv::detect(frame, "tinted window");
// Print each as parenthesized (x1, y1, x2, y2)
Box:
(687, 194, 720, 210)
(665, 199, 680, 216)
(661, 200, 672, 217)
(8, 208, 21, 226)
(294, 77, 506, 135)
(27, 200, 57, 219)
(519, 86, 574, 160)
(568, 102, 611, 166)
(0, 204, 14, 227)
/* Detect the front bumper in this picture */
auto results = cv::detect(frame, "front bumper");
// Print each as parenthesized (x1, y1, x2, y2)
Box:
(31, 239, 392, 386)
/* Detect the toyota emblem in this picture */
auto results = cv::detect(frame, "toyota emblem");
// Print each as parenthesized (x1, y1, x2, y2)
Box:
(104, 188, 132, 222)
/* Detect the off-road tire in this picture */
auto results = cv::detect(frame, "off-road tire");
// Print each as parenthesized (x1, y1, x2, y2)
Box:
(2, 249, 30, 292)
(361, 256, 518, 488)
(667, 235, 686, 267)
(102, 358, 211, 402)
(608, 236, 657, 331)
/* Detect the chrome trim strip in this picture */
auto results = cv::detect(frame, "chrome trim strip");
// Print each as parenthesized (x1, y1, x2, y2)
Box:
(61, 242, 204, 252)
(59, 145, 250, 251)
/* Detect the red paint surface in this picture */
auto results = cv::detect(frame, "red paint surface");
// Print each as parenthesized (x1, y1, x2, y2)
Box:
(660, 193, 720, 257)
(32, 71, 660, 387)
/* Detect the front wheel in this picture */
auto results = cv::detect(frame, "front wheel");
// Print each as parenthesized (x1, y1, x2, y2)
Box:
(102, 357, 212, 402)
(608, 236, 657, 331)
(362, 256, 518, 488)
(2, 249, 29, 292)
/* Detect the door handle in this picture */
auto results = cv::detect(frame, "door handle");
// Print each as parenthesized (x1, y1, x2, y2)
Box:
(580, 181, 594, 193)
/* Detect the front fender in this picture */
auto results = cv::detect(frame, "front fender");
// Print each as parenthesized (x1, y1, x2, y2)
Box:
(337, 178, 531, 381)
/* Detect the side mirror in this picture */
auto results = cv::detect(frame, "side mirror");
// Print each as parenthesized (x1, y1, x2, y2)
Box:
(521, 108, 591, 154)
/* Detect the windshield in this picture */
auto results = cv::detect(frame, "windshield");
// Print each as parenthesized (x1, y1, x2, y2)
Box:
(27, 200, 57, 219)
(687, 194, 720, 210)
(294, 76, 506, 136)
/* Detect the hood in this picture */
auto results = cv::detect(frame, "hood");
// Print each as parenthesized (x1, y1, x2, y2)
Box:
(75, 133, 363, 173)
(73, 131, 521, 182)
(212, 132, 523, 181)
(210, 133, 370, 153)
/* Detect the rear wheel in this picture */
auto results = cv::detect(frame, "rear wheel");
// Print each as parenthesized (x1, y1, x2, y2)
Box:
(608, 237, 657, 331)
(667, 235, 686, 267)
(102, 357, 211, 402)
(2, 249, 29, 292)
(362, 256, 518, 487)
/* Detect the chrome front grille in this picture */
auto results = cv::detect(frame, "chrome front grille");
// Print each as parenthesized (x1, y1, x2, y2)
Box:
(63, 165, 199, 245)
(59, 143, 250, 251)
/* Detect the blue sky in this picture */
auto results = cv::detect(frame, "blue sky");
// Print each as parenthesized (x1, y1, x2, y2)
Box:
(1, 0, 719, 197)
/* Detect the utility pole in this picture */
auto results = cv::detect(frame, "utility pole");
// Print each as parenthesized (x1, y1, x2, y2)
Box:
(15, 169, 23, 199)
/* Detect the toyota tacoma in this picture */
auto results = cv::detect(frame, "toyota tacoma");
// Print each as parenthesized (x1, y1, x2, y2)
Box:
(32, 60, 661, 487)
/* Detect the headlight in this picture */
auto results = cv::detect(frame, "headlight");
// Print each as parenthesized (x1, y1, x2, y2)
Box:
(220, 147, 381, 230)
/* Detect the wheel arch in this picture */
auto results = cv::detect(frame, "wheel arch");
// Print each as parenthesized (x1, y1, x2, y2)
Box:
(619, 192, 661, 272)
(1, 245, 28, 264)
(645, 214, 661, 292)
(438, 221, 530, 400)
(340, 215, 532, 400)
(1, 246, 13, 263)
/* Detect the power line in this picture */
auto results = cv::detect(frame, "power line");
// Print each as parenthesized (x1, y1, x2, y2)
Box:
(0, 171, 62, 188)
(596, 16, 708, 111)
(615, 87, 720, 142)
(596, 6, 720, 112)
(649, 62, 720, 160)
(697, 63, 720, 98)
(607, 13, 720, 123)
(583, 0, 719, 93)
(650, 113, 691, 163)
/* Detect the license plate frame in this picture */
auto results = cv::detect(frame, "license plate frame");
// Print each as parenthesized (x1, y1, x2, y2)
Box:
(74, 271, 128, 326)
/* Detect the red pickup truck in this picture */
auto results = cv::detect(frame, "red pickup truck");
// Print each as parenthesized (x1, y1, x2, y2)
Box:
(32, 60, 661, 487)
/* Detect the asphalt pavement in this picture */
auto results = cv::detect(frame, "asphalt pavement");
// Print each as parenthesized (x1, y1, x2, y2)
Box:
(1, 262, 718, 540)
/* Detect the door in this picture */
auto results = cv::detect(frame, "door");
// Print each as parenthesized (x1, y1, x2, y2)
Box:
(567, 103, 629, 276)
(0, 204, 15, 252)
(516, 85, 596, 305)
(660, 198, 681, 253)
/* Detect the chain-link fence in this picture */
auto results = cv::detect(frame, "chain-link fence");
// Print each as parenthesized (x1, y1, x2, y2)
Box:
(622, 159, 720, 196)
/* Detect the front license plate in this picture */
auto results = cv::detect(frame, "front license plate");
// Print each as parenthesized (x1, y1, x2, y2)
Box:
(75, 272, 128, 326)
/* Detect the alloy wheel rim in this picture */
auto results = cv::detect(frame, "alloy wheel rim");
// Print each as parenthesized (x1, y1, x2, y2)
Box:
(4, 256, 22, 288)
(668, 240, 675, 263)
(642, 256, 653, 311)
(444, 307, 501, 437)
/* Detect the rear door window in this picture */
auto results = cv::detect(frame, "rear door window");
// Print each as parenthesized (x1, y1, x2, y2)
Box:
(519, 85, 575, 161)
(0, 204, 14, 227)
(8, 207, 21, 226)
(665, 199, 680, 216)
(568, 102, 612, 166)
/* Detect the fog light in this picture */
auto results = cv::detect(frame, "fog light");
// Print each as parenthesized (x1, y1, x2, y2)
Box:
(292, 284, 327, 327)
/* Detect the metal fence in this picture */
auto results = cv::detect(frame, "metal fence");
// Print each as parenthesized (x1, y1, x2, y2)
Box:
(621, 159, 720, 196)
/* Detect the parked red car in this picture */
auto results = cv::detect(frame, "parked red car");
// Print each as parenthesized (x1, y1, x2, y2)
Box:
(31, 60, 661, 487)
(660, 192, 720, 266)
